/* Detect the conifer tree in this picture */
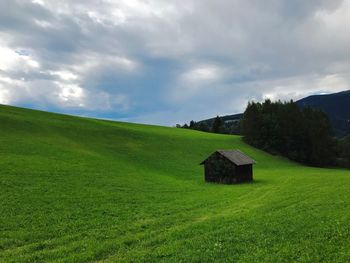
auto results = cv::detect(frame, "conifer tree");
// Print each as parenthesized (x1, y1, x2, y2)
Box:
(211, 116, 223, 133)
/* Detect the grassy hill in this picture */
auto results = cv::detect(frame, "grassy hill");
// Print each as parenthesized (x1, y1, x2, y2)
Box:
(1, 105, 350, 262)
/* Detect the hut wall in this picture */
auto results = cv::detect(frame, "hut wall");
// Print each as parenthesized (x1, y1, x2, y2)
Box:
(236, 164, 253, 182)
(203, 153, 253, 184)
(204, 152, 238, 184)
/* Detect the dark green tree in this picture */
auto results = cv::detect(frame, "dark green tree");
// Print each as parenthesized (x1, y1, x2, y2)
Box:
(211, 116, 224, 133)
(241, 100, 335, 167)
(189, 120, 196, 129)
(241, 102, 262, 146)
(337, 135, 350, 167)
(197, 122, 210, 132)
(302, 107, 335, 166)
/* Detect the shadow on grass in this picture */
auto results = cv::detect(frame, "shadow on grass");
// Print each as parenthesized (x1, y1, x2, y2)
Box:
(203, 178, 268, 187)
(250, 179, 267, 185)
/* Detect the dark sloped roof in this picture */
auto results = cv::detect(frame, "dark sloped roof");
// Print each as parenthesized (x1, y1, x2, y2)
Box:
(200, 150, 256, 166)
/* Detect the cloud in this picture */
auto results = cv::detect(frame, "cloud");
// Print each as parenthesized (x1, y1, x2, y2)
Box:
(182, 65, 222, 82)
(0, 0, 350, 124)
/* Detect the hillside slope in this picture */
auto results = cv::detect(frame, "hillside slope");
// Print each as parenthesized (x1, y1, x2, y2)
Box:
(1, 105, 350, 262)
(197, 113, 243, 126)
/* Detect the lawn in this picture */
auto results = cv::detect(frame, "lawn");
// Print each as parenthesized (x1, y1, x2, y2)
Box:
(1, 104, 350, 262)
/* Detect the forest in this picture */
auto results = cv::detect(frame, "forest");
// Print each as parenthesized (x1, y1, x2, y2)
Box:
(181, 100, 350, 168)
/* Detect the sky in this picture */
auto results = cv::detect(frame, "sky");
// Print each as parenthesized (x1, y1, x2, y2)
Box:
(1, 0, 350, 125)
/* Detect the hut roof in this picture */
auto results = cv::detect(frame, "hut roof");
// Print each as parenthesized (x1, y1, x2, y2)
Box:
(200, 150, 256, 166)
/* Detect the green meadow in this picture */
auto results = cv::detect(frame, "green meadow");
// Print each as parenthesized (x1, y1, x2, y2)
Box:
(1, 104, 350, 262)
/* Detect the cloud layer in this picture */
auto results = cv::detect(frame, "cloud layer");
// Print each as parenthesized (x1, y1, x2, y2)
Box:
(1, 0, 350, 125)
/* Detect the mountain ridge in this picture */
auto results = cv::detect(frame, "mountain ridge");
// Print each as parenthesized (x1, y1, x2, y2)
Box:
(296, 90, 350, 137)
(198, 90, 350, 137)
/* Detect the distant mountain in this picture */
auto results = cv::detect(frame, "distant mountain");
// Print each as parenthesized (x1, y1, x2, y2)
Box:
(296, 90, 350, 137)
(198, 90, 350, 137)
(198, 113, 243, 126)
(196, 113, 243, 134)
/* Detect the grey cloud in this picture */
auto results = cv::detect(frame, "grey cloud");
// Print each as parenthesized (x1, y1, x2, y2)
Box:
(0, 0, 349, 124)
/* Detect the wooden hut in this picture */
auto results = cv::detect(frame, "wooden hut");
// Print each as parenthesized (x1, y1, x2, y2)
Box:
(200, 150, 256, 184)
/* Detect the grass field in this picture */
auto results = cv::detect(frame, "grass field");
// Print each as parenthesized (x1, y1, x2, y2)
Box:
(1, 104, 350, 262)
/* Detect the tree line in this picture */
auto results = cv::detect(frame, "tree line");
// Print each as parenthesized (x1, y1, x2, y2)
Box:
(177, 99, 350, 168)
(336, 135, 350, 168)
(241, 99, 336, 167)
(177, 116, 241, 135)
